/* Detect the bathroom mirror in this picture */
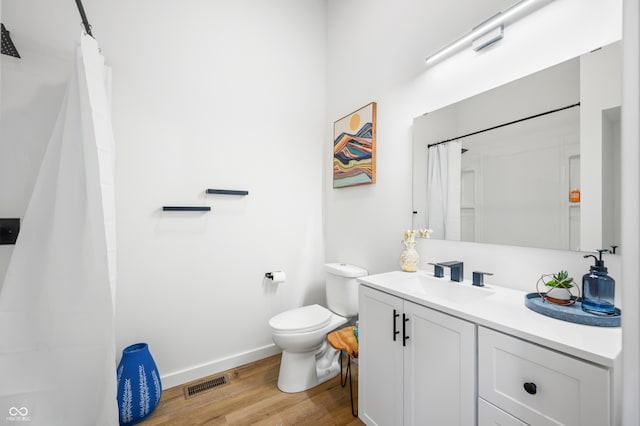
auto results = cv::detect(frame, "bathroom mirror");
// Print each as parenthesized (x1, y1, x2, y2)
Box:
(412, 41, 621, 252)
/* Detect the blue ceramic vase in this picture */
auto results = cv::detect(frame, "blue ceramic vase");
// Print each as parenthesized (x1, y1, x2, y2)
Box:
(116, 343, 162, 425)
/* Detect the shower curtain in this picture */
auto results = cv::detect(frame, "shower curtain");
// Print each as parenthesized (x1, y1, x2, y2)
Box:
(426, 141, 462, 241)
(0, 33, 118, 425)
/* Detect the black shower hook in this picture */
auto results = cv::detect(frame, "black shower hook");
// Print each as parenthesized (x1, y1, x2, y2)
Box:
(1, 23, 21, 58)
(75, 0, 94, 37)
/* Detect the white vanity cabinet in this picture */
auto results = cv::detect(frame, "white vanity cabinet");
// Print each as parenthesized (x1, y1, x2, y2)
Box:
(357, 270, 621, 426)
(477, 327, 612, 426)
(358, 285, 476, 426)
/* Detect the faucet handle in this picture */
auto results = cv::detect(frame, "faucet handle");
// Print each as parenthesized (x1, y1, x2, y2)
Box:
(428, 263, 444, 278)
(472, 271, 493, 287)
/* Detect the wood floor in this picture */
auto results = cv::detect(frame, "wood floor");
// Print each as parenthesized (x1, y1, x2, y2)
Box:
(144, 354, 364, 426)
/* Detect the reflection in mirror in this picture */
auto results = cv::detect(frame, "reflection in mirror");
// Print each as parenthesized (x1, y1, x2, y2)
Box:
(413, 42, 621, 251)
(459, 105, 579, 249)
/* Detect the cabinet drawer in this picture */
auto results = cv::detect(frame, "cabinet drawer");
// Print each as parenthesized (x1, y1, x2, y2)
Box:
(478, 327, 610, 426)
(478, 398, 527, 426)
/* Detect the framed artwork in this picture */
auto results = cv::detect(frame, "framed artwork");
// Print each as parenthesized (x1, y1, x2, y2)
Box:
(333, 102, 377, 188)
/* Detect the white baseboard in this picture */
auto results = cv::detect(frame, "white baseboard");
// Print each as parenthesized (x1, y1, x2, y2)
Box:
(160, 344, 281, 389)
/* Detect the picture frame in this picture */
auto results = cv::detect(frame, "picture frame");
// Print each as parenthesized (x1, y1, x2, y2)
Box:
(333, 102, 377, 188)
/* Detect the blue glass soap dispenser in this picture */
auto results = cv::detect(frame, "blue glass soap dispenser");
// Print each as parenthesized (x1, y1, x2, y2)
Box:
(582, 249, 616, 315)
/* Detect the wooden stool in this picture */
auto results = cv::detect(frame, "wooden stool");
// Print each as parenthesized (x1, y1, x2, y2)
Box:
(327, 326, 358, 417)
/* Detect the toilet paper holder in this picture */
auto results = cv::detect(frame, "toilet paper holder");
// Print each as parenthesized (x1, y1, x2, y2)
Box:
(265, 271, 286, 283)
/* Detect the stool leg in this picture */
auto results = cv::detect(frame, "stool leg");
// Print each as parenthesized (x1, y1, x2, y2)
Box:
(346, 355, 357, 417)
(339, 350, 348, 387)
(338, 350, 357, 417)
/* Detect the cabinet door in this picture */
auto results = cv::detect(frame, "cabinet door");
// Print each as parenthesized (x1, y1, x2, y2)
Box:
(403, 300, 476, 426)
(359, 286, 404, 426)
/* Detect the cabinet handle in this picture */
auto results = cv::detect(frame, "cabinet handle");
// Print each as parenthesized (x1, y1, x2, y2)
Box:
(523, 382, 537, 395)
(402, 313, 410, 346)
(393, 309, 400, 341)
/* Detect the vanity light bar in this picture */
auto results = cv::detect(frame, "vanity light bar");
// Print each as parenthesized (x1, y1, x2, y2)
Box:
(471, 24, 504, 52)
(425, 0, 555, 65)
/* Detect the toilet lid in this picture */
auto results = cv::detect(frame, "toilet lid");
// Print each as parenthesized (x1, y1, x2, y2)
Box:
(269, 304, 332, 333)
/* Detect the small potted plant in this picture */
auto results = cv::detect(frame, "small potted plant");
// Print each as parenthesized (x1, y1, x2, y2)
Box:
(538, 270, 578, 306)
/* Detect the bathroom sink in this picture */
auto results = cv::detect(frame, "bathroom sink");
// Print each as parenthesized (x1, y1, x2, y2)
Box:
(391, 274, 495, 304)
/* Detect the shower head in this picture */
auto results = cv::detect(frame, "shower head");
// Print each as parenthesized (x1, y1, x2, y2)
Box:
(1, 23, 21, 58)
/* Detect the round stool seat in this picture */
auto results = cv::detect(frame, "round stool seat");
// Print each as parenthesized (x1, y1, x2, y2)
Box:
(269, 304, 332, 334)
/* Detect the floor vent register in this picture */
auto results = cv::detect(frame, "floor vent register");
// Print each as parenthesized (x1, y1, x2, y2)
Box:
(183, 375, 229, 399)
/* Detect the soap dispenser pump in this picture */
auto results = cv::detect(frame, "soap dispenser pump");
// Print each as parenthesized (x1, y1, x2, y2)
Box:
(582, 249, 616, 315)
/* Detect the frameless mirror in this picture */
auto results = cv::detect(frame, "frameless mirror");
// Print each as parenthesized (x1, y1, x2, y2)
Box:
(412, 41, 621, 252)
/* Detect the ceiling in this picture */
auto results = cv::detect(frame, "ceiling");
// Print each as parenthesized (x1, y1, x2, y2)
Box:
(1, 0, 516, 61)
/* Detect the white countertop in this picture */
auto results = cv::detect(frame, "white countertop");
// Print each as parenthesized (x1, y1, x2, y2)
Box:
(358, 269, 622, 368)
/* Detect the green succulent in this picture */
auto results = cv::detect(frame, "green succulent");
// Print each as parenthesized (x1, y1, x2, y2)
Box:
(545, 270, 574, 289)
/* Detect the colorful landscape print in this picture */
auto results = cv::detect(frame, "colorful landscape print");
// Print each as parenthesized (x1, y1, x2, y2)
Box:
(333, 102, 377, 188)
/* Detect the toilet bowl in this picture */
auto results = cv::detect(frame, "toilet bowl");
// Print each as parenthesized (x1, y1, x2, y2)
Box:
(268, 263, 367, 393)
(270, 304, 348, 393)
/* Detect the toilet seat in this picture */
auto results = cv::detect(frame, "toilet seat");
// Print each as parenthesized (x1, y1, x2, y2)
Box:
(269, 304, 333, 334)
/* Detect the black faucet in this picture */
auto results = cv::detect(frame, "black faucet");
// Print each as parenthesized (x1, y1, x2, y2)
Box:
(437, 261, 464, 282)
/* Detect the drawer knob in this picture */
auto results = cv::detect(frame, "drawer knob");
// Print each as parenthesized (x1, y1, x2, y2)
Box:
(523, 382, 537, 395)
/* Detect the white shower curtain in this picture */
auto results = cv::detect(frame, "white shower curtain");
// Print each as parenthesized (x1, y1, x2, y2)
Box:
(0, 34, 118, 425)
(426, 141, 462, 240)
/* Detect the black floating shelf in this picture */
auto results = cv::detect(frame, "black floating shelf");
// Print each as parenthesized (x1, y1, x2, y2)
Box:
(206, 189, 249, 196)
(163, 206, 211, 212)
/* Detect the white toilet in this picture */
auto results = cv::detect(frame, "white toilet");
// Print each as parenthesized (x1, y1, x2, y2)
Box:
(269, 263, 367, 393)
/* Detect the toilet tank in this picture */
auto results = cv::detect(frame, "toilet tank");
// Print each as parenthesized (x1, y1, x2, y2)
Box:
(324, 263, 368, 317)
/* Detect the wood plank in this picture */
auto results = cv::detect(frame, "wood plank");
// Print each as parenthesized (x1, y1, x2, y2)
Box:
(143, 354, 364, 426)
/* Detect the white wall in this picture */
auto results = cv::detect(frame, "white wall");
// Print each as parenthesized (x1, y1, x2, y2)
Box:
(1, 0, 328, 388)
(101, 0, 328, 387)
(326, 0, 622, 285)
(324, 0, 516, 271)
